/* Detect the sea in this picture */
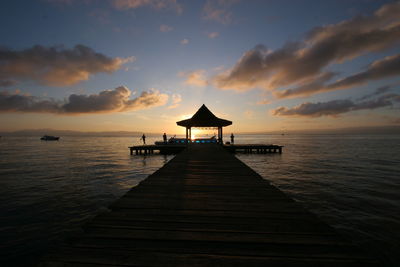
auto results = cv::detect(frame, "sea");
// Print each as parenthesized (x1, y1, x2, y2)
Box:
(0, 134, 399, 266)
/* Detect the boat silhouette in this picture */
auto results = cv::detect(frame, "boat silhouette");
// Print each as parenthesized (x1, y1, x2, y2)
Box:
(40, 135, 60, 141)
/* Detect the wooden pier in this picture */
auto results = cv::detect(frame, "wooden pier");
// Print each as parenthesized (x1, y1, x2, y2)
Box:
(130, 144, 283, 155)
(129, 145, 186, 155)
(42, 144, 376, 266)
(224, 144, 283, 154)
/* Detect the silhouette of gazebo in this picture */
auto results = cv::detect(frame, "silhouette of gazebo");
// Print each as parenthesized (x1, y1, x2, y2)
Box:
(176, 104, 232, 144)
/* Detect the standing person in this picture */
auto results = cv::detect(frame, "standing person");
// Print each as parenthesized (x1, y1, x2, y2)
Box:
(163, 133, 167, 143)
(141, 134, 146, 145)
(230, 133, 234, 144)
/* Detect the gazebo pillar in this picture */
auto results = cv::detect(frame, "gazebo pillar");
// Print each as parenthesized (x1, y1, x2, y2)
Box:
(218, 126, 223, 144)
(185, 127, 192, 144)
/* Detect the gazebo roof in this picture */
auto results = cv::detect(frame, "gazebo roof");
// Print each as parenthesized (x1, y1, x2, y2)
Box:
(176, 104, 232, 128)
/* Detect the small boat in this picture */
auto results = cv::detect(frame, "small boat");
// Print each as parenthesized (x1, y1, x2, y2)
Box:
(40, 135, 60, 141)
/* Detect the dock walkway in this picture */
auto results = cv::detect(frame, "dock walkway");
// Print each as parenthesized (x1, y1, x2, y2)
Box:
(129, 144, 283, 155)
(42, 144, 376, 266)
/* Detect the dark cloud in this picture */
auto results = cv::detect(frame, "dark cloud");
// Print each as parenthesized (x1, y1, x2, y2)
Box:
(213, 2, 400, 94)
(327, 54, 400, 89)
(273, 100, 354, 117)
(0, 45, 133, 86)
(0, 92, 61, 113)
(275, 72, 336, 99)
(277, 53, 400, 98)
(272, 92, 400, 117)
(0, 87, 168, 114)
(358, 85, 392, 101)
(275, 54, 400, 98)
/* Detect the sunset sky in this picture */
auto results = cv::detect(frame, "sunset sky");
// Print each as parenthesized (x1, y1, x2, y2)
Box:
(1, 0, 400, 134)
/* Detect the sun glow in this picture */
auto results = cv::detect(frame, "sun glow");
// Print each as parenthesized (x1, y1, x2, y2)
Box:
(190, 128, 218, 140)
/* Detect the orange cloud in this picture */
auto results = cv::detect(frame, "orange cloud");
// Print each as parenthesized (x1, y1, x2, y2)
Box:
(0, 45, 134, 87)
(167, 94, 182, 109)
(179, 70, 208, 87)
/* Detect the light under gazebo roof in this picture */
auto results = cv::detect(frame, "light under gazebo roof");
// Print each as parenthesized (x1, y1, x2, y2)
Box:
(176, 104, 232, 144)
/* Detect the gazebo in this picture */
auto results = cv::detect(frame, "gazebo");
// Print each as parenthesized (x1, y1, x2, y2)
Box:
(176, 104, 232, 144)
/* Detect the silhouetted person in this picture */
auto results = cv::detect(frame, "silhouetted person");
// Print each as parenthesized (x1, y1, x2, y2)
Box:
(163, 133, 167, 143)
(141, 134, 146, 145)
(230, 133, 234, 144)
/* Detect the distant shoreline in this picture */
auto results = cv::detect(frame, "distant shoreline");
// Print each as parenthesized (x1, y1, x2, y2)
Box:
(1, 125, 400, 136)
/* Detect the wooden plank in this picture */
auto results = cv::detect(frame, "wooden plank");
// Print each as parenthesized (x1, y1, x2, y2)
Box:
(72, 237, 369, 259)
(43, 247, 375, 267)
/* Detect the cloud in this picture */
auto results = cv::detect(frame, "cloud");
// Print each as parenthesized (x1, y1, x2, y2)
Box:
(277, 53, 400, 98)
(275, 72, 337, 98)
(0, 45, 134, 87)
(213, 2, 400, 94)
(179, 70, 208, 87)
(123, 89, 169, 111)
(160, 24, 173, 32)
(168, 94, 182, 109)
(256, 99, 271, 105)
(358, 85, 392, 101)
(112, 0, 182, 13)
(272, 89, 400, 118)
(326, 54, 400, 89)
(202, 0, 238, 24)
(180, 38, 189, 45)
(207, 32, 219, 39)
(0, 87, 168, 114)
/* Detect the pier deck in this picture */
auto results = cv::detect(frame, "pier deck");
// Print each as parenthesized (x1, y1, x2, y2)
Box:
(129, 144, 186, 155)
(129, 144, 283, 155)
(42, 144, 376, 266)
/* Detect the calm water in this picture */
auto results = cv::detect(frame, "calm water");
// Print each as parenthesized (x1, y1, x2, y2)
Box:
(0, 134, 399, 266)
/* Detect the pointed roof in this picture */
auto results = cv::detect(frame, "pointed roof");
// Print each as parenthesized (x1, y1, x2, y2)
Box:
(176, 104, 232, 127)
